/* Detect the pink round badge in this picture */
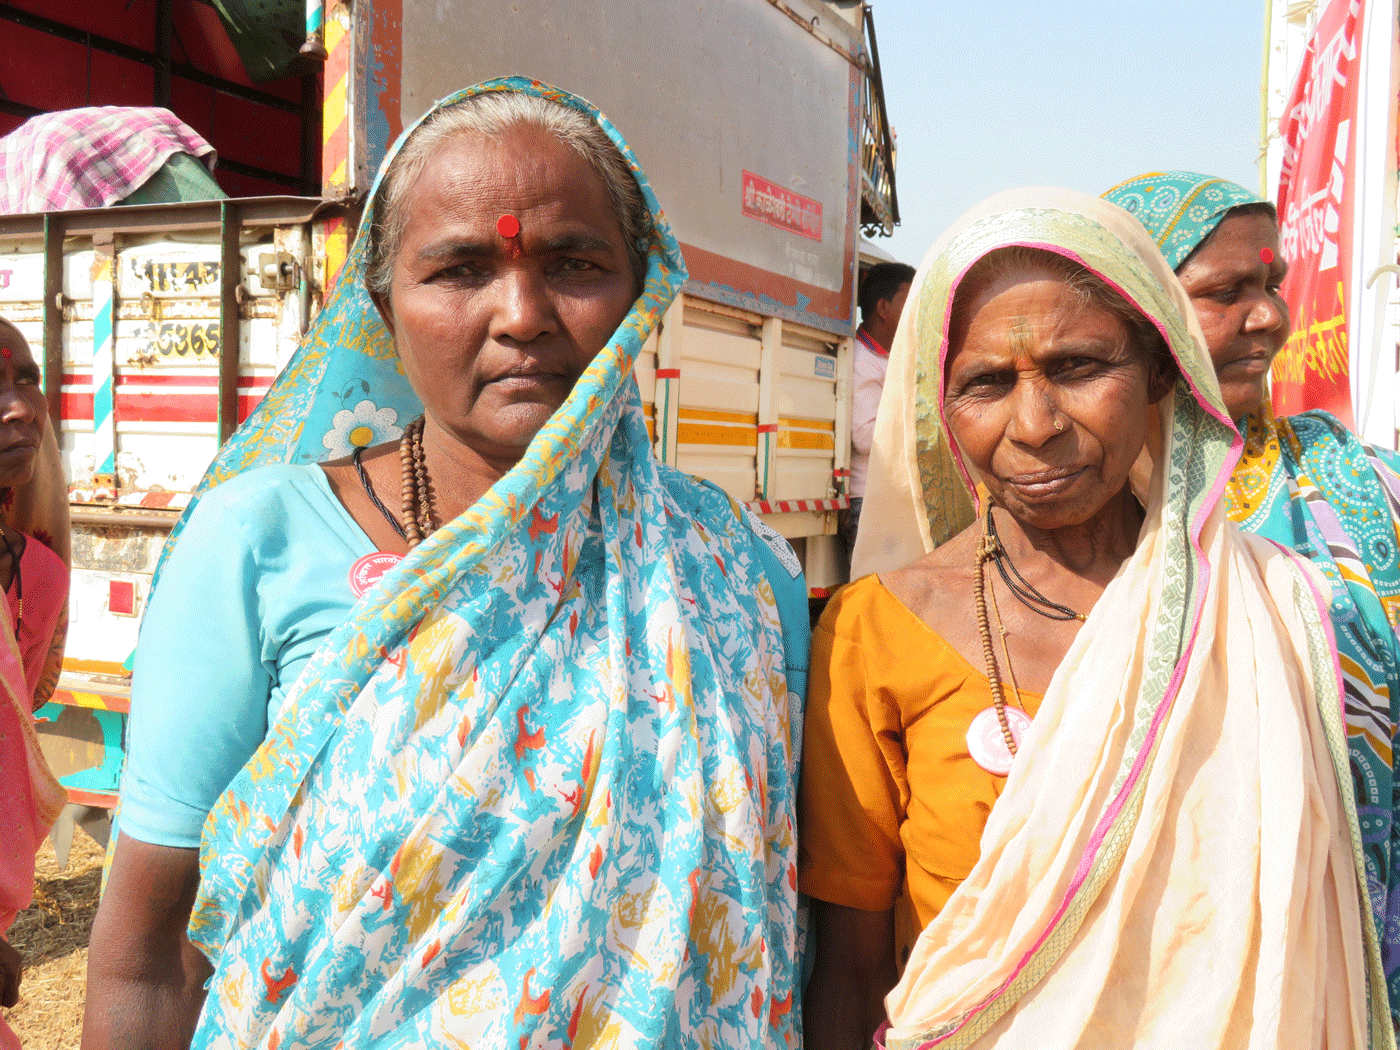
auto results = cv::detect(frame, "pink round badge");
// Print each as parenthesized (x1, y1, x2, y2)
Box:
(349, 551, 403, 598)
(966, 705, 1032, 777)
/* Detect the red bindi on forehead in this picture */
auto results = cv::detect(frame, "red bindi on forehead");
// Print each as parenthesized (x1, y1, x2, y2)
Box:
(1260, 248, 1274, 265)
(496, 213, 523, 259)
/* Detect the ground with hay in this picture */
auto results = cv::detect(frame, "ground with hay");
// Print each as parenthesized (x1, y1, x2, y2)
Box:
(4, 834, 103, 1049)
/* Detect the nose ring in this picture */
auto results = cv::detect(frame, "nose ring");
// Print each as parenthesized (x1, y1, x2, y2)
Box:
(1053, 418, 1065, 432)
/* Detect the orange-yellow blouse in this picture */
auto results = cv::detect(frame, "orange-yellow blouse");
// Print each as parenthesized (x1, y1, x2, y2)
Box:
(798, 573, 1042, 965)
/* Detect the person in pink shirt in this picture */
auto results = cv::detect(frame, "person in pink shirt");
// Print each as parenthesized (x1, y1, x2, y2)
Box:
(843, 262, 913, 567)
(0, 316, 70, 1046)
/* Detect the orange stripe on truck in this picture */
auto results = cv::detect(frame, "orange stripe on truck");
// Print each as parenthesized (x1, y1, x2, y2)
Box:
(777, 430, 834, 451)
(678, 421, 758, 447)
(62, 657, 131, 678)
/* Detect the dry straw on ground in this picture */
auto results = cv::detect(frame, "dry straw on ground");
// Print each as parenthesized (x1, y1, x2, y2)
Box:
(4, 833, 103, 1050)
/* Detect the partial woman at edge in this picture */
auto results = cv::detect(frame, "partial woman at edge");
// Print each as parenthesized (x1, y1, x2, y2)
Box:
(0, 316, 70, 1049)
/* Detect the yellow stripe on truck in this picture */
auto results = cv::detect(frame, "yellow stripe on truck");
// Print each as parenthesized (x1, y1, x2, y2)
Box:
(776, 415, 835, 450)
(778, 415, 834, 432)
(52, 690, 129, 713)
(62, 657, 130, 677)
(678, 421, 757, 447)
(777, 430, 834, 450)
(323, 73, 348, 148)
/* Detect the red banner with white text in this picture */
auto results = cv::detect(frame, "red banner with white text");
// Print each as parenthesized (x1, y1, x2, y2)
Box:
(1273, 0, 1363, 425)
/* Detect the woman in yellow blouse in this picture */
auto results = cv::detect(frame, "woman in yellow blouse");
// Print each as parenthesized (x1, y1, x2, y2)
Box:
(801, 189, 1387, 1050)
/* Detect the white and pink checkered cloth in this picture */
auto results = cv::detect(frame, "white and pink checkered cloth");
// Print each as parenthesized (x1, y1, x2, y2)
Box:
(0, 106, 215, 214)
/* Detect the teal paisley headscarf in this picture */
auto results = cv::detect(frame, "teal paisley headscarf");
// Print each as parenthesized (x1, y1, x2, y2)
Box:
(179, 79, 806, 1050)
(1108, 168, 1400, 1028)
(1103, 170, 1269, 269)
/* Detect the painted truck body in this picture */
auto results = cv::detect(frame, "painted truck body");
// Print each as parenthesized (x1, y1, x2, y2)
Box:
(0, 0, 899, 837)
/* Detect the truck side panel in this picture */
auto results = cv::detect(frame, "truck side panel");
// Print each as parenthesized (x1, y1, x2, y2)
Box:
(0, 202, 328, 810)
(376, 0, 862, 335)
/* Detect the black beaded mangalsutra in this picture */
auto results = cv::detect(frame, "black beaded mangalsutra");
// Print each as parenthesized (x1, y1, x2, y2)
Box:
(982, 504, 1086, 622)
(352, 416, 433, 549)
(974, 503, 1084, 758)
(352, 444, 407, 542)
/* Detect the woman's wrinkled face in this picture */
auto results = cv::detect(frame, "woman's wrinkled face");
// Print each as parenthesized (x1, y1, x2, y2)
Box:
(0, 322, 46, 490)
(1175, 211, 1288, 420)
(374, 127, 639, 461)
(943, 266, 1156, 531)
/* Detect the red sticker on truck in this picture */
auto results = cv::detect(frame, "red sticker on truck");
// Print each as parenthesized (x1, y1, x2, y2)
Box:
(742, 171, 822, 241)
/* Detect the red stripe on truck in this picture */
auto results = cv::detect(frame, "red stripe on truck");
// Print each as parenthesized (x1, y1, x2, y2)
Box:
(61, 393, 94, 419)
(61, 373, 274, 389)
(118, 391, 268, 423)
(59, 391, 268, 424)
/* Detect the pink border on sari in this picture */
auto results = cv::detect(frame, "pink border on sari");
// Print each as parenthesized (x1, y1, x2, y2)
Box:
(909, 238, 1244, 1046)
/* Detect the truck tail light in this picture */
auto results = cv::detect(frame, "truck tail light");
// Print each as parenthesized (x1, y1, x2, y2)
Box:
(108, 580, 138, 617)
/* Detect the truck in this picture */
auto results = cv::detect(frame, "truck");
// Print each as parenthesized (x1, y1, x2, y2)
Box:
(0, 0, 901, 857)
(1261, 0, 1400, 450)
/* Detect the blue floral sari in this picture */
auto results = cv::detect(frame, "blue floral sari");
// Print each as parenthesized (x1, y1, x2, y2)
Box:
(173, 79, 807, 1050)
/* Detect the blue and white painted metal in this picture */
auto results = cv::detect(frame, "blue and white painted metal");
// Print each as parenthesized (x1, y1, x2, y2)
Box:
(90, 242, 116, 480)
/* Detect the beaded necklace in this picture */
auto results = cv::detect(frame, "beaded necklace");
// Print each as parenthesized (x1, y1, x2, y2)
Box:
(353, 416, 434, 549)
(973, 504, 1084, 757)
(983, 504, 1087, 622)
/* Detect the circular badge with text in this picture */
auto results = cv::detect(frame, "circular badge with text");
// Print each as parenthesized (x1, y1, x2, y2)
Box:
(348, 551, 403, 598)
(966, 705, 1032, 777)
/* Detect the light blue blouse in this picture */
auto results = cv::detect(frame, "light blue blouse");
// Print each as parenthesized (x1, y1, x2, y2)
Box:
(122, 464, 374, 848)
(120, 463, 810, 850)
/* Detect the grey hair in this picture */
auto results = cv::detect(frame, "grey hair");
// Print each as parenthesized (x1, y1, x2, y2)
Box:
(365, 92, 654, 297)
(950, 245, 1179, 397)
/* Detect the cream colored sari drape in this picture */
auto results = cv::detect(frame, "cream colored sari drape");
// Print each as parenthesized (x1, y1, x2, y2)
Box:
(857, 189, 1390, 1049)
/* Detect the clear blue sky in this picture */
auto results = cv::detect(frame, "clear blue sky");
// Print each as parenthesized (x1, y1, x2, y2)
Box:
(871, 0, 1267, 267)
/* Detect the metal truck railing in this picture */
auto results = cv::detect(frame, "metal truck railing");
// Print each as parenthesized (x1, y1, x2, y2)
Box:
(858, 3, 899, 238)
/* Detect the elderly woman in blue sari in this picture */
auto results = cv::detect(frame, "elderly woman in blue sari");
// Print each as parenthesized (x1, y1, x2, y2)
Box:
(83, 80, 809, 1050)
(1105, 171, 1400, 1025)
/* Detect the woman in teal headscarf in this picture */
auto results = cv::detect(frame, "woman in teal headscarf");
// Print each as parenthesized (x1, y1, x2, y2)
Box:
(1106, 170, 1400, 1024)
(85, 80, 809, 1050)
